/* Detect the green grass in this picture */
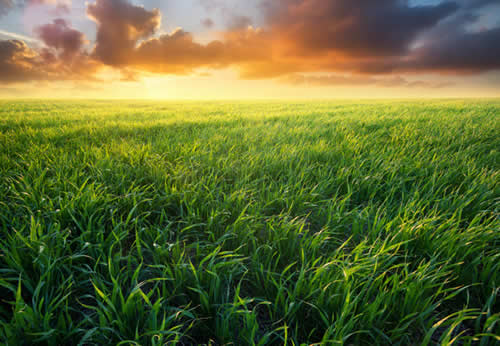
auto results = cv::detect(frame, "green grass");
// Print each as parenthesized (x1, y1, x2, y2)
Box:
(0, 99, 498, 345)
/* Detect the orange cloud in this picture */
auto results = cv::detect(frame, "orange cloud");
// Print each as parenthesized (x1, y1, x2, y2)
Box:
(0, 40, 48, 82)
(0, 19, 99, 83)
(86, 0, 271, 74)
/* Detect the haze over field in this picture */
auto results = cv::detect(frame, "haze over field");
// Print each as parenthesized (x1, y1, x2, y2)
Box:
(1, 0, 500, 98)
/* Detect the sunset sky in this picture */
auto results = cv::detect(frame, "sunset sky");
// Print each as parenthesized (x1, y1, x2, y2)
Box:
(1, 0, 499, 99)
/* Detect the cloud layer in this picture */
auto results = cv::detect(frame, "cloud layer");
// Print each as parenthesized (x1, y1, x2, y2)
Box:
(1, 0, 499, 86)
(0, 0, 70, 16)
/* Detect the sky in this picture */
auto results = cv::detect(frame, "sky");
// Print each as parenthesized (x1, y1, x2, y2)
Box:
(0, 0, 499, 99)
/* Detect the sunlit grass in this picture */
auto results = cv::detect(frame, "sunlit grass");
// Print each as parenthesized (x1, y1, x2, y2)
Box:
(0, 99, 499, 344)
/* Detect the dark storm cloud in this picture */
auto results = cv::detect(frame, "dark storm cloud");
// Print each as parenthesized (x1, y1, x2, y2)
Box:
(407, 26, 500, 73)
(260, 0, 459, 57)
(240, 0, 500, 77)
(460, 0, 500, 9)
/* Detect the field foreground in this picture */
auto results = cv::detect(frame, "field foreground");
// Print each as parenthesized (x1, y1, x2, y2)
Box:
(0, 100, 499, 345)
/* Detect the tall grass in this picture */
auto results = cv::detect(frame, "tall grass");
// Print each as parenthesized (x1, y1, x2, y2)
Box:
(0, 100, 499, 344)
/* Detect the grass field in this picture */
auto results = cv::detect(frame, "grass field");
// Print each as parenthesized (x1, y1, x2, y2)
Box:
(0, 100, 499, 345)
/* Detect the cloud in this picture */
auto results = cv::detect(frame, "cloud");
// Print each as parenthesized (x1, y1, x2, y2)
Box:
(198, 0, 255, 31)
(406, 26, 500, 73)
(234, 0, 500, 78)
(87, 0, 161, 66)
(130, 27, 269, 74)
(0, 0, 14, 15)
(0, 0, 71, 16)
(35, 19, 87, 58)
(29, 0, 72, 15)
(86, 0, 269, 74)
(0, 29, 41, 43)
(0, 20, 98, 83)
(198, 0, 221, 12)
(460, 0, 500, 9)
(281, 74, 452, 89)
(34, 19, 100, 80)
(226, 15, 252, 30)
(0, 40, 48, 82)
(260, 0, 459, 57)
(201, 17, 214, 28)
(1, 0, 499, 87)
